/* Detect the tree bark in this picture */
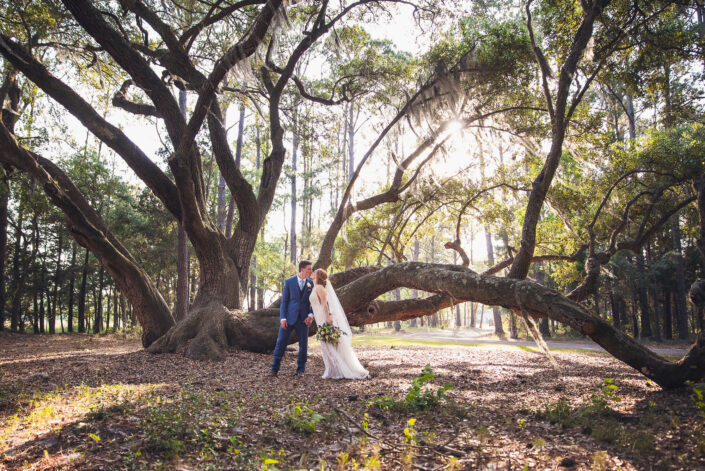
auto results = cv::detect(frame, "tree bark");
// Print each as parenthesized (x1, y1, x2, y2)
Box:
(672, 215, 690, 339)
(174, 90, 190, 323)
(0, 175, 8, 331)
(636, 250, 652, 337)
(290, 126, 298, 263)
(93, 265, 104, 333)
(0, 123, 175, 345)
(67, 241, 76, 333)
(484, 226, 505, 337)
(50, 231, 63, 334)
(536, 263, 550, 338)
(77, 248, 89, 334)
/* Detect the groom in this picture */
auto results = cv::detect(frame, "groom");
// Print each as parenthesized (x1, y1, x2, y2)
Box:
(269, 260, 314, 376)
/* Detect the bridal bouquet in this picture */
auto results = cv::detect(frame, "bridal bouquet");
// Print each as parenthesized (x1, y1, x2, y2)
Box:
(316, 323, 345, 344)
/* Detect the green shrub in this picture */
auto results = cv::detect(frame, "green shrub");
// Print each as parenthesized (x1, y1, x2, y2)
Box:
(285, 401, 323, 434)
(373, 365, 453, 412)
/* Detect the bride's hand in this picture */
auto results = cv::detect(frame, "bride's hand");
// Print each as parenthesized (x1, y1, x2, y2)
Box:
(326, 316, 334, 324)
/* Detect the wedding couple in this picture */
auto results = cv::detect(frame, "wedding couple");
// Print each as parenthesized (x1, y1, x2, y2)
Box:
(269, 260, 368, 379)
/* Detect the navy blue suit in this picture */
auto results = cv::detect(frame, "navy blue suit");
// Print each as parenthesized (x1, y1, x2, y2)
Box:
(271, 275, 313, 373)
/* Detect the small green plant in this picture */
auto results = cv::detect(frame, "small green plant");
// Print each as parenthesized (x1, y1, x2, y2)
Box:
(285, 401, 323, 434)
(530, 437, 545, 450)
(336, 451, 350, 470)
(141, 386, 240, 458)
(372, 365, 452, 412)
(630, 430, 654, 454)
(403, 418, 418, 444)
(586, 378, 620, 415)
(691, 383, 705, 417)
(592, 450, 607, 471)
(538, 397, 574, 428)
(591, 420, 623, 444)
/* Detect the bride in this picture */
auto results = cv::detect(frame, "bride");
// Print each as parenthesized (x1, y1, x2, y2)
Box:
(310, 268, 369, 379)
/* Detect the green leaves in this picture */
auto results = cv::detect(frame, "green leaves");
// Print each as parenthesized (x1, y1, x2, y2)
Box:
(372, 364, 453, 412)
(285, 401, 324, 434)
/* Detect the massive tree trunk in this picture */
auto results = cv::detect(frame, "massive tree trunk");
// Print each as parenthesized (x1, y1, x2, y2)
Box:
(196, 262, 705, 389)
(175, 90, 190, 323)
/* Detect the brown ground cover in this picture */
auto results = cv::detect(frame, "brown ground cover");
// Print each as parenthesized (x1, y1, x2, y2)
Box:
(1, 331, 703, 470)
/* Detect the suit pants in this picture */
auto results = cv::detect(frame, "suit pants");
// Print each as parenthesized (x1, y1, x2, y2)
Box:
(271, 319, 309, 373)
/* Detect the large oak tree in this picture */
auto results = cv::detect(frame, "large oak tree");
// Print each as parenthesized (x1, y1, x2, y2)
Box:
(1, 0, 704, 389)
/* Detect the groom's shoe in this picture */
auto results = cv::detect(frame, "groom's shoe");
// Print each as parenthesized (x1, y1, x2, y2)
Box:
(267, 370, 278, 377)
(294, 371, 305, 377)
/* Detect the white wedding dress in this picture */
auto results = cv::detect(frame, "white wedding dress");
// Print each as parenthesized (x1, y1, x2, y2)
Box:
(310, 282, 369, 379)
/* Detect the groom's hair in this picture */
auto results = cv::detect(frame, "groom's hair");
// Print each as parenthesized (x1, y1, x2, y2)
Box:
(298, 260, 312, 271)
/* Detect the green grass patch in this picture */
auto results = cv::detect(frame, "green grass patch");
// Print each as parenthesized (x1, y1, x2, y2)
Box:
(349, 335, 608, 354)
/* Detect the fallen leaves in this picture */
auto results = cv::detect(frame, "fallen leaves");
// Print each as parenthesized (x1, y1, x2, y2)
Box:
(0, 331, 703, 470)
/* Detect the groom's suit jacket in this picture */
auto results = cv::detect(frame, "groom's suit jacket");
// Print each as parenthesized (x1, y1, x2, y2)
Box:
(280, 276, 314, 326)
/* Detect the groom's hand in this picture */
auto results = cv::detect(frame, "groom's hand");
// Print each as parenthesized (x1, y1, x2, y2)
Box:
(280, 319, 288, 329)
(304, 317, 313, 327)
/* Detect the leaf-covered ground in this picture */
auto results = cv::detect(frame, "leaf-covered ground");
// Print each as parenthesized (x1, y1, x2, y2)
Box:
(1, 331, 703, 470)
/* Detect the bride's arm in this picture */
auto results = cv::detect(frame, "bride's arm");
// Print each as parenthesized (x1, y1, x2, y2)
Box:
(319, 286, 334, 324)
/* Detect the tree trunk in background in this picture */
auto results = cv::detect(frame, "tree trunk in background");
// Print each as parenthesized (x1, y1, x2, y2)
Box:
(348, 102, 354, 183)
(536, 263, 551, 337)
(672, 215, 690, 339)
(216, 102, 228, 232)
(636, 250, 652, 337)
(225, 104, 245, 238)
(113, 289, 119, 332)
(394, 288, 401, 331)
(175, 90, 190, 322)
(39, 290, 45, 333)
(105, 287, 111, 331)
(9, 200, 24, 331)
(290, 127, 298, 263)
(409, 240, 419, 328)
(94, 265, 104, 333)
(663, 287, 673, 340)
(0, 175, 8, 331)
(470, 303, 476, 328)
(120, 294, 127, 332)
(32, 290, 39, 333)
(631, 295, 639, 338)
(249, 256, 257, 312)
(78, 248, 89, 333)
(651, 285, 663, 342)
(484, 226, 504, 337)
(50, 231, 63, 334)
(0, 72, 18, 331)
(430, 236, 438, 328)
(67, 242, 76, 333)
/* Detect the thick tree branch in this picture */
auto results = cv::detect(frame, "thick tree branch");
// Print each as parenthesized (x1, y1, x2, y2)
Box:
(0, 33, 181, 220)
(112, 80, 160, 117)
(335, 262, 705, 389)
(0, 121, 174, 347)
(509, 0, 611, 280)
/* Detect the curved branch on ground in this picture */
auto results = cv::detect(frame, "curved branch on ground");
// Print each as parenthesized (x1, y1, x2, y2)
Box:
(332, 262, 705, 389)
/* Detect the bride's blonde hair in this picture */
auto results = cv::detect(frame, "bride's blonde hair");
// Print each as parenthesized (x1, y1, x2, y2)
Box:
(314, 268, 328, 287)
